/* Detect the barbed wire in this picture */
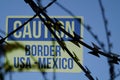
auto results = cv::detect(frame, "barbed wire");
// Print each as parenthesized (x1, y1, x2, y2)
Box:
(23, 1, 120, 80)
(53, 0, 120, 79)
(98, 0, 116, 80)
(0, 0, 96, 80)
(14, 0, 120, 79)
(0, 0, 120, 80)
(25, 0, 96, 79)
(54, 1, 106, 50)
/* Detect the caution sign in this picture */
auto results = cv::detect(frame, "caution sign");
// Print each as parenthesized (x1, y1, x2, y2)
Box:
(6, 16, 83, 73)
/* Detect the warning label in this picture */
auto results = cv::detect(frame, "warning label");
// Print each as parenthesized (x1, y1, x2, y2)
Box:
(6, 16, 83, 73)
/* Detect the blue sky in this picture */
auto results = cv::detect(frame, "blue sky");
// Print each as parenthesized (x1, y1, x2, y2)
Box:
(0, 0, 120, 80)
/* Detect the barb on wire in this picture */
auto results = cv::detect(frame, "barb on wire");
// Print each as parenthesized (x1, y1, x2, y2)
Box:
(98, 0, 111, 51)
(98, 0, 112, 52)
(98, 0, 116, 80)
(86, 25, 106, 51)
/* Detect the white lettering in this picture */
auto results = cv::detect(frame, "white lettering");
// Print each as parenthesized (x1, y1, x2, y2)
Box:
(13, 21, 22, 38)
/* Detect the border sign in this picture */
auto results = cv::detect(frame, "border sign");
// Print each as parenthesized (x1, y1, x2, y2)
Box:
(6, 16, 83, 73)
